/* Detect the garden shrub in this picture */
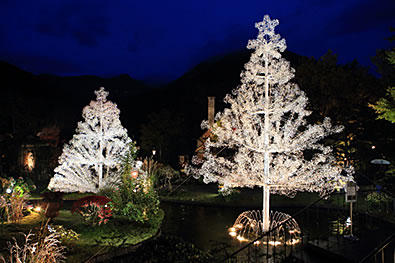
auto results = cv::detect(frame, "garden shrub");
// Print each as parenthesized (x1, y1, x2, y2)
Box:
(366, 191, 392, 213)
(123, 235, 212, 263)
(155, 164, 182, 191)
(71, 196, 112, 226)
(102, 145, 161, 226)
(48, 225, 80, 247)
(0, 177, 30, 223)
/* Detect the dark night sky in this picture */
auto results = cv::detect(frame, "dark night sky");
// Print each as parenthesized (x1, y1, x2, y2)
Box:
(0, 0, 394, 84)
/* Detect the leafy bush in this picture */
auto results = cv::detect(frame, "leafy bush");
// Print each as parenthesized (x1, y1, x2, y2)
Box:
(71, 196, 112, 226)
(123, 235, 212, 263)
(0, 177, 30, 223)
(48, 225, 80, 247)
(366, 191, 392, 213)
(155, 164, 182, 191)
(102, 146, 161, 226)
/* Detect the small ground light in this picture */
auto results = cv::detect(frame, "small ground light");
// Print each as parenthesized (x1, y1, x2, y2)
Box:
(34, 206, 41, 212)
(6, 188, 12, 194)
(371, 145, 376, 149)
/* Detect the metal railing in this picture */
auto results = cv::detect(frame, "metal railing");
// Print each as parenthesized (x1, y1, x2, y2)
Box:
(221, 193, 331, 263)
(220, 190, 395, 263)
(359, 232, 395, 263)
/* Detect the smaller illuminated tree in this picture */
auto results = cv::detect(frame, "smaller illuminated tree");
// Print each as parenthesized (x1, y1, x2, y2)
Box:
(189, 15, 354, 232)
(48, 87, 133, 193)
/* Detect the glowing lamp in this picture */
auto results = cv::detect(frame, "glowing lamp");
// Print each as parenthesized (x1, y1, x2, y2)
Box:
(131, 170, 138, 179)
(34, 206, 41, 212)
(6, 188, 12, 194)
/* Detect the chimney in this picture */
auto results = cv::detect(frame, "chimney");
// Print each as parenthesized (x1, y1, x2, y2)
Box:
(208, 97, 215, 127)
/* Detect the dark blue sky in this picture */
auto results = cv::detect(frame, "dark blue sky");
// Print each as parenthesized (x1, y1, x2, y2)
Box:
(0, 0, 394, 83)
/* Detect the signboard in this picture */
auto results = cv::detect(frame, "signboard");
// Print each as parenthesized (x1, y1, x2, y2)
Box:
(345, 182, 357, 203)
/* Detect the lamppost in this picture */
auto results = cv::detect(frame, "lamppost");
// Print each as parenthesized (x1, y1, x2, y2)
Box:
(345, 181, 358, 240)
(152, 149, 156, 158)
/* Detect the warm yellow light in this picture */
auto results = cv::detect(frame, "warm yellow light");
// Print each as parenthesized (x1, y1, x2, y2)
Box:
(254, 241, 260, 245)
(24, 151, 35, 171)
(229, 231, 237, 237)
(268, 241, 282, 246)
(237, 236, 247, 242)
(289, 229, 301, 234)
(235, 224, 243, 229)
(130, 170, 138, 179)
(34, 206, 41, 212)
(229, 227, 236, 232)
(286, 239, 301, 245)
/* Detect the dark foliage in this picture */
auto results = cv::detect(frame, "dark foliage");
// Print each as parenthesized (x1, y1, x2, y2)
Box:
(109, 235, 213, 263)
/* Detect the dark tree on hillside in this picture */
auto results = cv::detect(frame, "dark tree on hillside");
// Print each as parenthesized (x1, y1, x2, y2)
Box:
(140, 110, 187, 164)
(294, 50, 389, 176)
(370, 30, 395, 124)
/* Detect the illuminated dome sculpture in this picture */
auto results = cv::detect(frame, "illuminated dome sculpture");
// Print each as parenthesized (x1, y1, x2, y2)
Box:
(228, 210, 301, 248)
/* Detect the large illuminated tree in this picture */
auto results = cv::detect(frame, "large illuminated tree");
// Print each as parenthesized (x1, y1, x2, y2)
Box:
(48, 87, 133, 193)
(189, 15, 353, 231)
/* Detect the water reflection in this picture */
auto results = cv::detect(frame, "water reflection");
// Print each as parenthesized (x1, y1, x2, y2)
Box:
(160, 203, 354, 253)
(160, 202, 246, 251)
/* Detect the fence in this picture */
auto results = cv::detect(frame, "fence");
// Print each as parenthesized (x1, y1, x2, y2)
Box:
(221, 190, 395, 263)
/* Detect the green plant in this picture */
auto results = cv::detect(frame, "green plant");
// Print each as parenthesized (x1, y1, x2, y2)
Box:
(118, 185, 160, 224)
(366, 192, 392, 213)
(155, 164, 181, 191)
(108, 147, 161, 225)
(49, 225, 80, 247)
(129, 235, 212, 262)
(0, 177, 31, 223)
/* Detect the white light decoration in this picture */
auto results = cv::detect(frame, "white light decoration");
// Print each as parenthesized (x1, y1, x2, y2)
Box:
(48, 87, 132, 193)
(229, 210, 301, 245)
(188, 15, 354, 232)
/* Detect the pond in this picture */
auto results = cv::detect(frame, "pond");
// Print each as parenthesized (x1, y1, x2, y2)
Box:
(160, 202, 325, 251)
(160, 202, 248, 251)
(159, 201, 393, 261)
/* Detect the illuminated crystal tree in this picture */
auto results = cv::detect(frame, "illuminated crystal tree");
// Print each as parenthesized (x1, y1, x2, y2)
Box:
(48, 87, 133, 193)
(190, 15, 353, 231)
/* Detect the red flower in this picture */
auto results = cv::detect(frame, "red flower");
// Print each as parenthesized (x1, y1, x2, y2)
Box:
(72, 196, 112, 225)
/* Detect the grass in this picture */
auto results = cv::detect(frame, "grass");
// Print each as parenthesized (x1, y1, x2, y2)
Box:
(29, 192, 98, 202)
(161, 183, 327, 208)
(0, 209, 164, 263)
